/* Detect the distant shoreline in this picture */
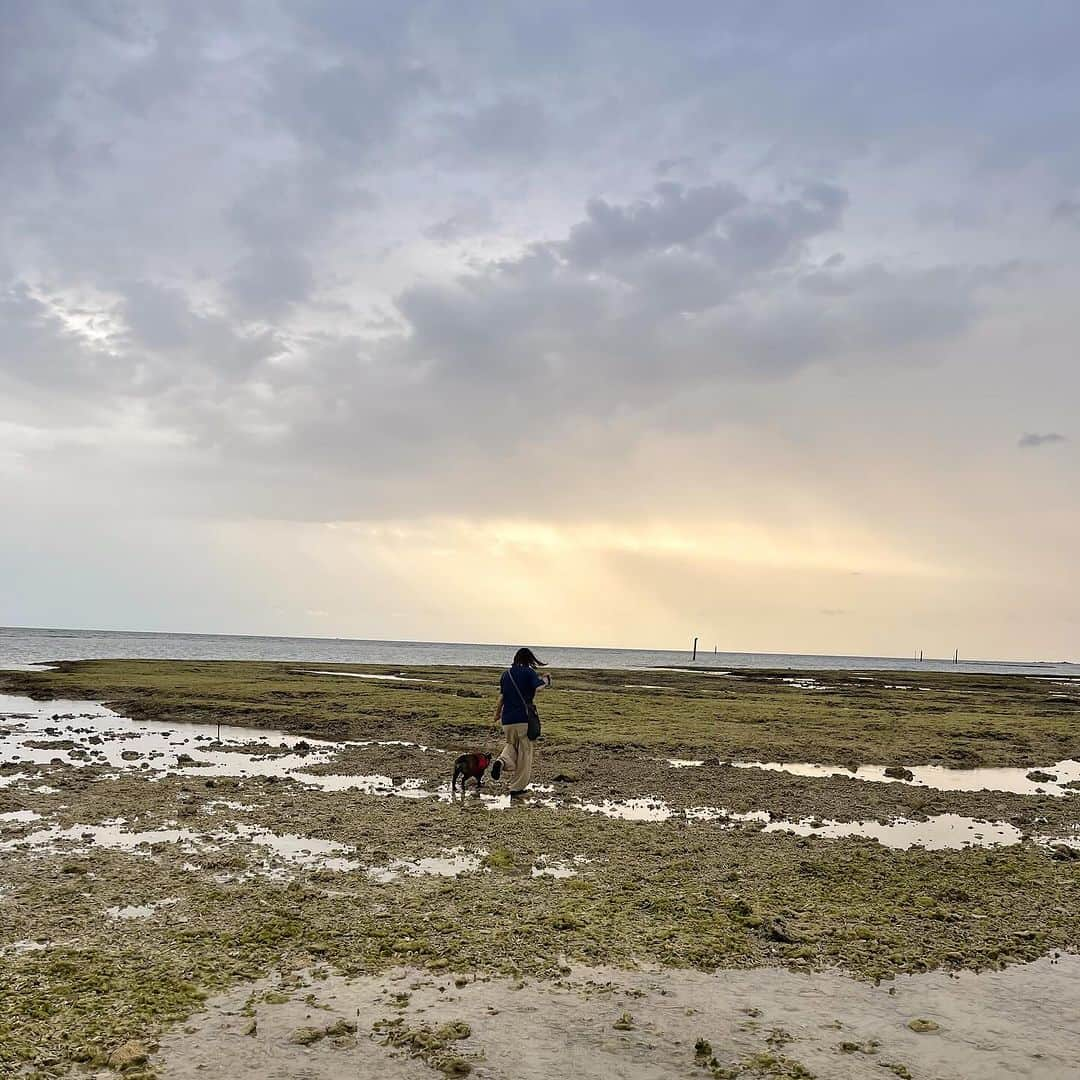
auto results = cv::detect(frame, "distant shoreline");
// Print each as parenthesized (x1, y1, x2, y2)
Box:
(0, 626, 1074, 677)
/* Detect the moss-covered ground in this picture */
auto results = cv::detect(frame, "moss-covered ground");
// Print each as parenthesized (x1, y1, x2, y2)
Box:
(0, 660, 1077, 1077)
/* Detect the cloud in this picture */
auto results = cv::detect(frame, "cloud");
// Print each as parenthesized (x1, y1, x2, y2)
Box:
(1, 1, 1079, 658)
(562, 181, 748, 266)
(423, 199, 496, 244)
(437, 96, 550, 162)
(1052, 199, 1080, 223)
(1018, 432, 1067, 448)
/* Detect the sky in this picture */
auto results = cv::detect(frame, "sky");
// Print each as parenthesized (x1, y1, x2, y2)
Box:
(2, 1, 1078, 660)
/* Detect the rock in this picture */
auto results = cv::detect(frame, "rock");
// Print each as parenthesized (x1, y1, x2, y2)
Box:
(438, 1056, 472, 1077)
(289, 1026, 325, 1045)
(612, 1012, 635, 1031)
(907, 1018, 940, 1033)
(883, 766, 915, 782)
(1026, 770, 1057, 783)
(1048, 844, 1080, 861)
(107, 1040, 148, 1070)
(241, 1018, 257, 1037)
(768, 919, 804, 944)
(436, 1021, 471, 1041)
(323, 1019, 357, 1038)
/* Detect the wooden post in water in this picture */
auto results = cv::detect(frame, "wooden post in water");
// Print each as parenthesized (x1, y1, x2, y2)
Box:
(954, 649, 959, 664)
(692, 637, 698, 662)
(919, 649, 923, 662)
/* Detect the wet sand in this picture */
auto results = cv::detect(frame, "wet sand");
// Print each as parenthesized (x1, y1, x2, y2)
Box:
(157, 957, 1080, 1079)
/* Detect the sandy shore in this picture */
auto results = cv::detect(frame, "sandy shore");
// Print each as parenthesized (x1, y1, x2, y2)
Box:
(156, 957, 1080, 1079)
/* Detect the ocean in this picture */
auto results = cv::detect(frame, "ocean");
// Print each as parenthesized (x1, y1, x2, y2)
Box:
(0, 626, 1074, 677)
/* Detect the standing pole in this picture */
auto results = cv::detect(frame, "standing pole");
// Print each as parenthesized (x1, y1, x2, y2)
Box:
(954, 649, 958, 664)
(692, 637, 698, 662)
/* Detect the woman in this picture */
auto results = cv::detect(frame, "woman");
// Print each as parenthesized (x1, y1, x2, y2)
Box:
(492, 647, 550, 797)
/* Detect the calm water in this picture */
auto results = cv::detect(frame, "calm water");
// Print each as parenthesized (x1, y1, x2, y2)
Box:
(0, 626, 1075, 676)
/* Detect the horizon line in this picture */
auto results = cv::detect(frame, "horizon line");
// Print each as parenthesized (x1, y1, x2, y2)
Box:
(0, 624, 1073, 668)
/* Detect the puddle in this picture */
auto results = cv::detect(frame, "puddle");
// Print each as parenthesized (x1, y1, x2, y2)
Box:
(577, 798, 673, 822)
(0, 771, 37, 788)
(205, 800, 256, 814)
(2, 940, 55, 954)
(0, 817, 360, 875)
(573, 797, 1022, 849)
(0, 692, 343, 776)
(224, 823, 360, 874)
(0, 693, 453, 794)
(730, 758, 1080, 797)
(780, 676, 828, 691)
(531, 855, 588, 878)
(106, 898, 180, 919)
(0, 820, 206, 856)
(301, 670, 429, 683)
(367, 847, 485, 883)
(758, 812, 1022, 850)
(645, 668, 734, 676)
(685, 807, 771, 824)
(2, 694, 1067, 856)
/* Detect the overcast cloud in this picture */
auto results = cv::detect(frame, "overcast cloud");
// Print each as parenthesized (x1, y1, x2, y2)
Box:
(2, 1, 1078, 658)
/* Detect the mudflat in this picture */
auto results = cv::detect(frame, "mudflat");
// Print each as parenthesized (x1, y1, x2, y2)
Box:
(1, 661, 1078, 1078)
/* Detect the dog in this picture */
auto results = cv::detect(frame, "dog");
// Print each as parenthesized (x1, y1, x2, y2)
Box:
(452, 752, 493, 792)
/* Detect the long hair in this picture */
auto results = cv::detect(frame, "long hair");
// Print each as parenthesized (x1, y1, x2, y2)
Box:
(512, 646, 546, 668)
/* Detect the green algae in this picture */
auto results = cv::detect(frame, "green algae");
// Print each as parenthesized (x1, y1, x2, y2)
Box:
(2, 659, 1079, 1076)
(374, 1016, 475, 1075)
(4, 658, 1078, 766)
(698, 1049, 816, 1078)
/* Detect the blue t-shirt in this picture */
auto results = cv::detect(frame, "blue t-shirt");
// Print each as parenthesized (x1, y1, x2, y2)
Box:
(500, 666, 544, 725)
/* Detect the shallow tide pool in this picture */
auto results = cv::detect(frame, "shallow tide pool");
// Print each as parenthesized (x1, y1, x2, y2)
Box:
(2, 693, 1072, 854)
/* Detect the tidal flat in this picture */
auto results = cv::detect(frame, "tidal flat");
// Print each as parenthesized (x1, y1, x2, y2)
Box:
(1, 660, 1078, 1078)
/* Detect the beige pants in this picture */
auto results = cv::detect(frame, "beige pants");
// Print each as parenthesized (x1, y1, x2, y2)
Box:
(497, 723, 534, 792)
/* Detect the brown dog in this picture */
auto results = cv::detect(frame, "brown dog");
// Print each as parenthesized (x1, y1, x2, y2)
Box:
(452, 752, 492, 792)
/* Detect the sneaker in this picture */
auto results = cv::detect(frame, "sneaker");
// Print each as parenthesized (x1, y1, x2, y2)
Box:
(491, 760, 502, 781)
